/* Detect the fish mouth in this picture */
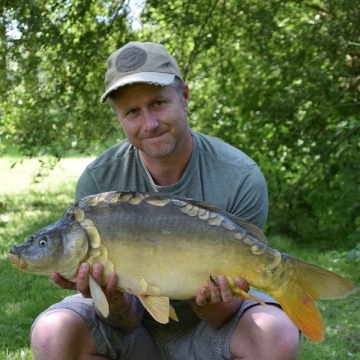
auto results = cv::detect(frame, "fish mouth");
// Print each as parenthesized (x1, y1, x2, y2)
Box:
(7, 253, 28, 271)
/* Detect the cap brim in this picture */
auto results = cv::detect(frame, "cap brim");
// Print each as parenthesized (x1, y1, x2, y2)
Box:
(100, 72, 176, 103)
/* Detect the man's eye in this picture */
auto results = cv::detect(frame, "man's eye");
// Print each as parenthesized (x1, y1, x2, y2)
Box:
(128, 109, 138, 115)
(154, 101, 163, 106)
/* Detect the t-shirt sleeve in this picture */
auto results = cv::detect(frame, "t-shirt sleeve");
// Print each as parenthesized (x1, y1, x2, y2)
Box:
(75, 169, 99, 202)
(231, 164, 268, 230)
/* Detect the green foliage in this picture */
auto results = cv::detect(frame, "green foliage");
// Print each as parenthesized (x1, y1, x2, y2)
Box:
(347, 243, 360, 262)
(1, 0, 359, 245)
(141, 0, 360, 246)
(0, 0, 132, 157)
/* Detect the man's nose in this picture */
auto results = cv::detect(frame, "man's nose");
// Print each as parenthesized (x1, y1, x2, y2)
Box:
(142, 109, 159, 131)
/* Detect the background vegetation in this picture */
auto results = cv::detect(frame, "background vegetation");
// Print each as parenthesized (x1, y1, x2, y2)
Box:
(0, 0, 359, 358)
(1, 0, 359, 246)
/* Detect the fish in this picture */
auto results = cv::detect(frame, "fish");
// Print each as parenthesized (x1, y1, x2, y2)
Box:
(7, 191, 357, 342)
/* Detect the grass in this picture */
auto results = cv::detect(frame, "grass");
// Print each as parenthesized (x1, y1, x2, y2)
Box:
(0, 155, 359, 359)
(269, 236, 360, 359)
(0, 155, 92, 359)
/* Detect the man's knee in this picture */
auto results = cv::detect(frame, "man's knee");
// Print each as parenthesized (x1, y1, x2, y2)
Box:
(260, 311, 300, 358)
(32, 309, 79, 344)
(231, 305, 300, 359)
(31, 309, 96, 359)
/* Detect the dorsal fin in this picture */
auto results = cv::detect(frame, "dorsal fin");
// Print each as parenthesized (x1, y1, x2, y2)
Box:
(171, 196, 268, 244)
(226, 215, 268, 244)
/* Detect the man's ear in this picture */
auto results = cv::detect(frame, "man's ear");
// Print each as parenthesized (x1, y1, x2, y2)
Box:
(182, 82, 190, 104)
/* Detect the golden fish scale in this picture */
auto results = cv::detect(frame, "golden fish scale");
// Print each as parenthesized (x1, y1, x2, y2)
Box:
(8, 190, 357, 342)
(77, 191, 287, 298)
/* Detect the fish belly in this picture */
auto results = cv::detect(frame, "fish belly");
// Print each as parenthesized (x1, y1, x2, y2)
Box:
(102, 233, 244, 299)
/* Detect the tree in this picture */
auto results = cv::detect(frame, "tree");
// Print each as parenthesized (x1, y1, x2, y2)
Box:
(1, 0, 134, 158)
(140, 0, 360, 245)
(1, 0, 359, 245)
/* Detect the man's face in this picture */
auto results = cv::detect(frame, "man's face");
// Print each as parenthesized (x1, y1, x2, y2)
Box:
(111, 83, 190, 159)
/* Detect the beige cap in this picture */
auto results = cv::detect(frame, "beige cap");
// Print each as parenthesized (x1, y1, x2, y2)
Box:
(100, 42, 183, 103)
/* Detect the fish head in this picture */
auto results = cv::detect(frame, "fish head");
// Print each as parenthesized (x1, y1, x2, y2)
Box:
(7, 207, 89, 278)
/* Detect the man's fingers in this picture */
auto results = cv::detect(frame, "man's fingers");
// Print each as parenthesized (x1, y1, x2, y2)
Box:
(92, 263, 103, 284)
(104, 272, 119, 299)
(208, 275, 232, 303)
(217, 275, 232, 302)
(50, 272, 77, 290)
(195, 287, 208, 306)
(51, 262, 124, 304)
(235, 277, 249, 292)
(106, 271, 118, 289)
(208, 276, 222, 303)
(77, 262, 91, 297)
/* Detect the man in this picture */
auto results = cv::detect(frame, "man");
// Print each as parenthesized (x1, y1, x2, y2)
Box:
(31, 42, 300, 359)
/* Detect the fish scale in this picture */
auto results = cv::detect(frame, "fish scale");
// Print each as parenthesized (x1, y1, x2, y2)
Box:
(7, 191, 358, 343)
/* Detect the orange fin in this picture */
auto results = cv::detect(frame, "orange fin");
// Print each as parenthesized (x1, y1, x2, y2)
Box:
(138, 295, 170, 324)
(274, 284, 324, 343)
(169, 304, 179, 322)
(294, 260, 358, 300)
(271, 257, 358, 342)
(227, 276, 265, 305)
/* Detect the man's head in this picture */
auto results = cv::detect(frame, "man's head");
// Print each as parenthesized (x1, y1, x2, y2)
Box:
(100, 42, 183, 103)
(101, 42, 192, 164)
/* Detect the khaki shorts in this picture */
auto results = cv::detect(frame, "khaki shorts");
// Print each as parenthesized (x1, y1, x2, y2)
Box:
(32, 291, 278, 360)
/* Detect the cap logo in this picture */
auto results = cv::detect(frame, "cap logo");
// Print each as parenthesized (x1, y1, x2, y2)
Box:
(115, 46, 147, 72)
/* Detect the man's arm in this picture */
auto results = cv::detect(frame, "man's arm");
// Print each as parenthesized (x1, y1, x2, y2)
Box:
(230, 164, 268, 230)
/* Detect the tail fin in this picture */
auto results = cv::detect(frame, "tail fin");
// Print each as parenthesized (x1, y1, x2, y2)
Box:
(272, 258, 357, 343)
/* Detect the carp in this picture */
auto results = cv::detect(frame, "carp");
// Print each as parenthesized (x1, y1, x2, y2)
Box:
(7, 191, 357, 342)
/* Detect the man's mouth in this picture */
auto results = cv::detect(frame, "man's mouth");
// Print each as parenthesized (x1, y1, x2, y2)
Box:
(145, 131, 166, 139)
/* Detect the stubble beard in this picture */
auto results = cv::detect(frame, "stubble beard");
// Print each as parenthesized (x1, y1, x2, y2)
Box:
(141, 138, 178, 159)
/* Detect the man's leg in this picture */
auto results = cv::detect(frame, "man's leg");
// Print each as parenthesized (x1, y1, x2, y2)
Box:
(31, 309, 106, 360)
(30, 295, 161, 360)
(230, 305, 300, 360)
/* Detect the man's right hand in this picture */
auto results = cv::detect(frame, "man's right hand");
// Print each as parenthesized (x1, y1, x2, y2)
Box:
(51, 262, 144, 332)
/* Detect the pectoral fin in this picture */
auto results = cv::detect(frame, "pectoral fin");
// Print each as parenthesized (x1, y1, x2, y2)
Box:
(89, 274, 109, 318)
(138, 295, 172, 324)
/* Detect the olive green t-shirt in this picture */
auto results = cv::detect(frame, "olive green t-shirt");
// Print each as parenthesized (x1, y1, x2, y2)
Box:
(75, 130, 268, 328)
(76, 131, 268, 226)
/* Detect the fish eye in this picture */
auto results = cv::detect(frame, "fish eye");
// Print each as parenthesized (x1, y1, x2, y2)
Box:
(38, 237, 48, 246)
